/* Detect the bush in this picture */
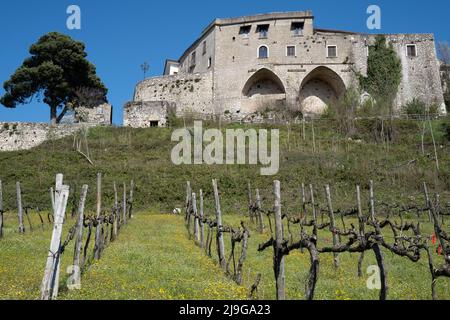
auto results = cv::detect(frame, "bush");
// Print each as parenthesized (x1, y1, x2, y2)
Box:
(442, 121, 450, 142)
(402, 98, 439, 118)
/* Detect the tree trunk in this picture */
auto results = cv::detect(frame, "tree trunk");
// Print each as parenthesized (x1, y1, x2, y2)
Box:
(50, 105, 58, 126)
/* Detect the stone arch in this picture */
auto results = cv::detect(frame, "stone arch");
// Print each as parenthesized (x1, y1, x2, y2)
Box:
(299, 66, 346, 115)
(242, 68, 286, 98)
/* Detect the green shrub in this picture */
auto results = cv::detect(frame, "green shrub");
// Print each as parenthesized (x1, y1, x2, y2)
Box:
(442, 121, 450, 142)
(402, 98, 439, 118)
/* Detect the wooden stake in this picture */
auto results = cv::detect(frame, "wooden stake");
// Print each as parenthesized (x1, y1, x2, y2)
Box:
(185, 181, 192, 222)
(256, 189, 264, 233)
(72, 185, 88, 287)
(122, 183, 127, 225)
(356, 185, 365, 277)
(16, 182, 25, 234)
(423, 182, 433, 222)
(113, 182, 119, 238)
(247, 182, 253, 221)
(94, 173, 102, 260)
(273, 180, 285, 300)
(41, 177, 69, 300)
(301, 183, 307, 222)
(192, 193, 200, 244)
(212, 179, 226, 270)
(199, 189, 205, 248)
(325, 185, 339, 268)
(0, 180, 3, 239)
(129, 180, 135, 219)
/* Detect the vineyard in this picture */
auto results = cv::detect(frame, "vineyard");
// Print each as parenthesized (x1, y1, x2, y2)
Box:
(0, 120, 449, 300)
(182, 179, 450, 300)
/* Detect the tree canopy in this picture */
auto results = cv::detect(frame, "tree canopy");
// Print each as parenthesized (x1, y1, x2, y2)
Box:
(1, 32, 107, 124)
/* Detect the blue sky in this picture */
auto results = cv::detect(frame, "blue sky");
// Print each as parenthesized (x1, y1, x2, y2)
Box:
(1, 0, 449, 125)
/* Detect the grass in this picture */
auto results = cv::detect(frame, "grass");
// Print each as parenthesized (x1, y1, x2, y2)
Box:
(0, 211, 448, 300)
(0, 118, 449, 215)
(0, 118, 449, 300)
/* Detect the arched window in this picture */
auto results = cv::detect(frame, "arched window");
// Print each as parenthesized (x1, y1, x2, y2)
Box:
(258, 45, 269, 59)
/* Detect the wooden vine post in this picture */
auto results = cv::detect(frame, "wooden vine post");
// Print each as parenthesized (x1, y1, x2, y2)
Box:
(129, 180, 135, 219)
(0, 180, 3, 239)
(41, 174, 69, 300)
(122, 183, 127, 225)
(273, 180, 286, 300)
(369, 180, 388, 299)
(16, 182, 25, 234)
(199, 189, 205, 248)
(423, 182, 433, 222)
(72, 184, 88, 289)
(212, 179, 226, 270)
(256, 189, 264, 233)
(94, 173, 102, 260)
(325, 185, 340, 268)
(185, 181, 192, 222)
(113, 182, 119, 238)
(192, 193, 200, 244)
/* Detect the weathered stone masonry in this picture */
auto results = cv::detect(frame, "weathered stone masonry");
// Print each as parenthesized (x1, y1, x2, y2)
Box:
(124, 11, 446, 127)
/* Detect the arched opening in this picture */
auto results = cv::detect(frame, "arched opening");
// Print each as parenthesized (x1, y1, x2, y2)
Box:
(299, 66, 346, 115)
(242, 68, 285, 97)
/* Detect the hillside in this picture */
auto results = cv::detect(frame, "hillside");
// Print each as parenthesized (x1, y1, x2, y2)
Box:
(0, 118, 449, 215)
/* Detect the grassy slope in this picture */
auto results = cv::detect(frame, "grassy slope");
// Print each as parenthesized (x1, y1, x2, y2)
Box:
(1, 211, 448, 300)
(0, 119, 449, 215)
(0, 119, 449, 300)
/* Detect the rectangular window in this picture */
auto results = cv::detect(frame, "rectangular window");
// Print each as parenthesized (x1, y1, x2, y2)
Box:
(291, 22, 304, 36)
(239, 25, 251, 37)
(406, 44, 417, 57)
(202, 41, 207, 55)
(150, 121, 159, 127)
(256, 24, 269, 39)
(327, 45, 337, 58)
(287, 46, 296, 57)
(190, 51, 196, 66)
(208, 57, 212, 68)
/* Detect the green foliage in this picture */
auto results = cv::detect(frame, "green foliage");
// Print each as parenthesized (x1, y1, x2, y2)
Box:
(0, 32, 107, 123)
(443, 121, 450, 142)
(359, 35, 402, 114)
(402, 98, 440, 117)
(332, 86, 360, 137)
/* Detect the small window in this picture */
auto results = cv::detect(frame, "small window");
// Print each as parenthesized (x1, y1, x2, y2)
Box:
(327, 45, 337, 58)
(406, 44, 417, 57)
(208, 57, 212, 68)
(256, 24, 269, 39)
(258, 45, 269, 59)
(239, 26, 251, 37)
(287, 46, 296, 57)
(190, 51, 196, 67)
(150, 121, 159, 127)
(291, 22, 304, 36)
(202, 41, 207, 55)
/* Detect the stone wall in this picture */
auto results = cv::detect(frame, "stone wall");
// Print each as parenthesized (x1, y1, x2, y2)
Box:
(0, 122, 95, 152)
(123, 101, 171, 128)
(132, 71, 214, 117)
(76, 103, 113, 125)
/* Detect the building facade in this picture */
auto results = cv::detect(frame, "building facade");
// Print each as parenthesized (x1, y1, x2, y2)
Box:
(124, 11, 446, 127)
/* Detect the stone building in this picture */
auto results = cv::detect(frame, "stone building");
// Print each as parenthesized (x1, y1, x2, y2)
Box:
(124, 11, 446, 127)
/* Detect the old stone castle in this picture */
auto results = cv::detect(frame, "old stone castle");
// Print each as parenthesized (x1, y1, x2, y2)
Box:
(124, 11, 446, 127)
